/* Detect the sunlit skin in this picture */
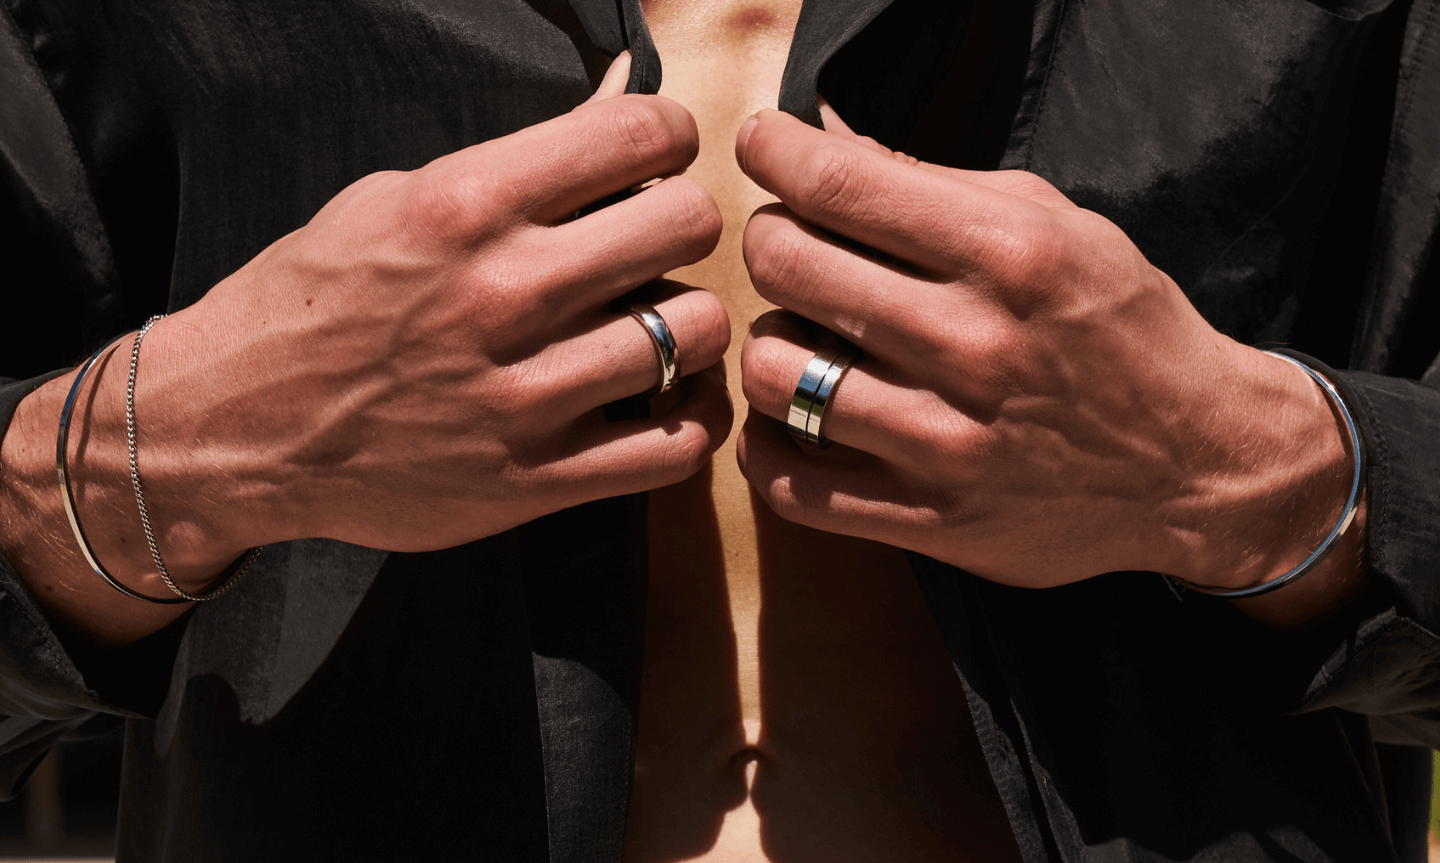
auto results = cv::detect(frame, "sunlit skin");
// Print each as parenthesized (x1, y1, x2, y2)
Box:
(625, 3, 1019, 859)
(0, 2, 1368, 861)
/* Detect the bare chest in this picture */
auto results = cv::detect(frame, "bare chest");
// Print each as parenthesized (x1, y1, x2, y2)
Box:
(626, 3, 1020, 860)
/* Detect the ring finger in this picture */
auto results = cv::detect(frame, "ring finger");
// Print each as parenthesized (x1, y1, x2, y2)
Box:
(532, 280, 732, 415)
(740, 310, 984, 468)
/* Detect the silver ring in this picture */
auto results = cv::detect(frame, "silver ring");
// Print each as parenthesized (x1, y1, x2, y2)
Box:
(787, 347, 841, 439)
(805, 351, 856, 446)
(787, 347, 858, 448)
(626, 303, 679, 395)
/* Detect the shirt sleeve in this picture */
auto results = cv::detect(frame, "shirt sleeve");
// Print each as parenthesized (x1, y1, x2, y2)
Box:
(1294, 367, 1440, 749)
(0, 2, 178, 801)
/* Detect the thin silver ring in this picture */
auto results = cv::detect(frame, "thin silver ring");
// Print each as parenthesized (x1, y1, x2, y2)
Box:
(805, 351, 857, 447)
(787, 347, 841, 441)
(627, 303, 679, 395)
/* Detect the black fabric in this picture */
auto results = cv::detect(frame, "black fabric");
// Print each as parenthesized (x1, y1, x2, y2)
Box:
(0, 0, 1438, 860)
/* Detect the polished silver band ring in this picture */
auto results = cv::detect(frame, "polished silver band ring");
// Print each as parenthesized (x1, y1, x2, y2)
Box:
(787, 346, 858, 448)
(627, 303, 679, 396)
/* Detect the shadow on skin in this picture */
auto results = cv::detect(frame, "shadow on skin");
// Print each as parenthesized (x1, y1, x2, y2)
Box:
(623, 460, 748, 861)
(749, 481, 1022, 863)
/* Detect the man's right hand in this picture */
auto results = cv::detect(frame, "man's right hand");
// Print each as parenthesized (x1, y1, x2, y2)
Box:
(0, 67, 731, 643)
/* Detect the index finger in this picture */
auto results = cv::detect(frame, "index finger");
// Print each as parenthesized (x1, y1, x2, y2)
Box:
(735, 109, 1049, 277)
(427, 94, 701, 231)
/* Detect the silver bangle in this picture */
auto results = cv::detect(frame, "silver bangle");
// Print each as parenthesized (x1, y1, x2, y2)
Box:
(55, 324, 257, 604)
(127, 316, 260, 601)
(54, 334, 189, 603)
(1169, 351, 1366, 599)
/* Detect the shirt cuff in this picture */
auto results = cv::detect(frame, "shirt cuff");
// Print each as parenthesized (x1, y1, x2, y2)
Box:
(1295, 365, 1440, 746)
(0, 371, 182, 719)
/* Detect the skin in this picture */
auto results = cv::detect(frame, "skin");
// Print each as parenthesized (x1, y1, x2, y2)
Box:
(732, 107, 1368, 629)
(621, 7, 1020, 859)
(0, 60, 734, 645)
(0, 20, 1368, 860)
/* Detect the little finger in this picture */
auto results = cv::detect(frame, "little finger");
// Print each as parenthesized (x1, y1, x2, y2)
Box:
(537, 365, 733, 500)
(736, 408, 942, 550)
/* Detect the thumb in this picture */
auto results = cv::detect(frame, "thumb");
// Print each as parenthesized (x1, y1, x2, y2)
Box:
(582, 52, 632, 106)
(817, 96, 904, 160)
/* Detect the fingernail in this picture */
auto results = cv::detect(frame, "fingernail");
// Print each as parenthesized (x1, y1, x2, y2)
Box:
(736, 113, 761, 170)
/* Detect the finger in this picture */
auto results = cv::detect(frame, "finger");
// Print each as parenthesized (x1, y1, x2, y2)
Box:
(529, 282, 731, 414)
(537, 364, 733, 500)
(758, 108, 1073, 207)
(528, 95, 700, 223)
(735, 408, 945, 551)
(736, 109, 1061, 276)
(523, 176, 721, 320)
(740, 311, 987, 466)
(743, 202, 985, 365)
(816, 97, 893, 158)
(418, 95, 700, 235)
(582, 52, 632, 105)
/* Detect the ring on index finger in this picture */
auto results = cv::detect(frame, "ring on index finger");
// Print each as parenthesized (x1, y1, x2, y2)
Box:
(627, 303, 679, 395)
(787, 346, 859, 448)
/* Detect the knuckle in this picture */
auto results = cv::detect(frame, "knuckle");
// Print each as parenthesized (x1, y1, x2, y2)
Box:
(935, 488, 983, 533)
(484, 367, 548, 426)
(653, 427, 710, 482)
(922, 449, 997, 529)
(337, 169, 404, 206)
(995, 169, 1060, 201)
(764, 475, 823, 529)
(657, 177, 722, 253)
(739, 338, 793, 408)
(468, 259, 543, 340)
(608, 98, 679, 168)
(405, 165, 504, 241)
(754, 472, 799, 519)
(682, 291, 732, 360)
(975, 212, 1064, 300)
(744, 221, 809, 296)
(798, 144, 866, 216)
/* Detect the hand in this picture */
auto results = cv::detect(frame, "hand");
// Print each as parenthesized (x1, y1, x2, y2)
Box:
(156, 60, 732, 554)
(0, 55, 732, 641)
(733, 108, 1358, 597)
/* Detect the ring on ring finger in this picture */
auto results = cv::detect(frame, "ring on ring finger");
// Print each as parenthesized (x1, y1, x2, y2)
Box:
(787, 345, 859, 448)
(627, 303, 679, 395)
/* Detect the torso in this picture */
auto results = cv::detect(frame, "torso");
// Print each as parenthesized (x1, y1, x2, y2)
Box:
(626, 3, 1022, 859)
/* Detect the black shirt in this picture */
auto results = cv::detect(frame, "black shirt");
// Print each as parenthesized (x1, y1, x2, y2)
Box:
(1, 0, 1439, 860)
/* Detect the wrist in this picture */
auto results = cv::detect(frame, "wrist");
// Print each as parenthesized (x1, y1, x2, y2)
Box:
(110, 315, 286, 582)
(1156, 345, 1357, 592)
(1, 322, 277, 638)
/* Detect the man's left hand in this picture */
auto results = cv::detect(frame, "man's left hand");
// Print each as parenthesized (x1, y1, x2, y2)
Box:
(734, 108, 1359, 596)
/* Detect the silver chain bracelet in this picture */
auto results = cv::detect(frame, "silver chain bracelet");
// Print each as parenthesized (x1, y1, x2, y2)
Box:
(127, 315, 260, 601)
